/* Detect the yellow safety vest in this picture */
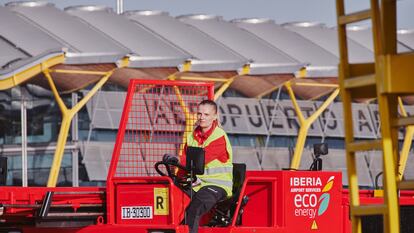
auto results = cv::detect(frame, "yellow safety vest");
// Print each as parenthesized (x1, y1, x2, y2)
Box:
(186, 126, 233, 197)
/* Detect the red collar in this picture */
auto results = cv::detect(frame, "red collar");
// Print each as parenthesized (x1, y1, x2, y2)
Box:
(193, 120, 218, 145)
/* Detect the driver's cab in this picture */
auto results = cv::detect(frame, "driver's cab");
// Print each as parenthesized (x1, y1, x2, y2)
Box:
(154, 149, 248, 227)
(106, 80, 249, 228)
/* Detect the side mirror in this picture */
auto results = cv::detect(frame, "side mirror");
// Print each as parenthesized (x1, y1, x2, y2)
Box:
(314, 143, 328, 158)
(310, 143, 328, 171)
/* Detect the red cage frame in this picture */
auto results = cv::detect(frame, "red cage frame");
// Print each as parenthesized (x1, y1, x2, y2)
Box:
(106, 79, 214, 223)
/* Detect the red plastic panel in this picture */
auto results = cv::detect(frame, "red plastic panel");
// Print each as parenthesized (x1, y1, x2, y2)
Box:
(283, 171, 342, 233)
(240, 171, 342, 233)
(242, 181, 275, 227)
(112, 177, 189, 225)
(116, 183, 170, 224)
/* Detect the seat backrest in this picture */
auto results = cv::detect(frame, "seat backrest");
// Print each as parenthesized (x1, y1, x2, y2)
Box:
(232, 163, 247, 199)
(207, 163, 247, 227)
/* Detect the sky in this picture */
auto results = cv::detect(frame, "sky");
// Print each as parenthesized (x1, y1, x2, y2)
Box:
(1, 0, 413, 29)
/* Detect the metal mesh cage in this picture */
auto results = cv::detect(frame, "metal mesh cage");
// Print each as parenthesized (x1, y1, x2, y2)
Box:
(109, 80, 214, 178)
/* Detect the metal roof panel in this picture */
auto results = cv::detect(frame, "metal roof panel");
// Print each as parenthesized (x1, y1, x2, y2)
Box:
(0, 39, 29, 70)
(0, 6, 63, 56)
(398, 29, 414, 50)
(66, 6, 190, 67)
(179, 15, 300, 67)
(284, 22, 374, 63)
(124, 11, 247, 71)
(6, 1, 129, 64)
(233, 18, 338, 67)
(346, 26, 411, 53)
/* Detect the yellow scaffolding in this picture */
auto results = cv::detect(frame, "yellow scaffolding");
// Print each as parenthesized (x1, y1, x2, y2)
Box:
(336, 0, 414, 232)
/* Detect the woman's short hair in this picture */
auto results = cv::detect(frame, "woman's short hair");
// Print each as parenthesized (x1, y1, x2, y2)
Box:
(198, 100, 217, 113)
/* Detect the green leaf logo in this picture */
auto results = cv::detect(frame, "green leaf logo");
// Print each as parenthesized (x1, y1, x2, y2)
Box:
(318, 193, 330, 216)
(317, 176, 335, 216)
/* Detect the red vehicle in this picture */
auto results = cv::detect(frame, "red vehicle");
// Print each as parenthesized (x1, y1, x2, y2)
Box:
(0, 80, 413, 233)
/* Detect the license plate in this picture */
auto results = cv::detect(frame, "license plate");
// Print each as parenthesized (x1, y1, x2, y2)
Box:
(121, 206, 153, 219)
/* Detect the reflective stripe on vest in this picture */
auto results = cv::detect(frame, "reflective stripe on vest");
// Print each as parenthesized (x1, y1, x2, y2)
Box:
(200, 178, 233, 188)
(204, 166, 233, 175)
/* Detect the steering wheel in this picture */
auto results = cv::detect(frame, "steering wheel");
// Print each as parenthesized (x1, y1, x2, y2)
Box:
(154, 161, 196, 189)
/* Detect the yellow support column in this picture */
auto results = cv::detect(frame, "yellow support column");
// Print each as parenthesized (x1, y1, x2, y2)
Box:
(168, 66, 193, 154)
(285, 81, 340, 169)
(397, 98, 414, 180)
(171, 82, 194, 154)
(44, 69, 115, 187)
(214, 65, 250, 100)
(214, 77, 234, 101)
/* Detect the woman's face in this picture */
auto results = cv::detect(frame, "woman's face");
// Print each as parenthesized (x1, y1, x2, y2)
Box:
(197, 104, 217, 132)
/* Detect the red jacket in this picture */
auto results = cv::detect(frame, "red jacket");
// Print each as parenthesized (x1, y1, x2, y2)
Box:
(180, 120, 229, 166)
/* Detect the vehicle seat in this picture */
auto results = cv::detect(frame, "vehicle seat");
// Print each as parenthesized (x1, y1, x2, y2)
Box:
(208, 163, 248, 226)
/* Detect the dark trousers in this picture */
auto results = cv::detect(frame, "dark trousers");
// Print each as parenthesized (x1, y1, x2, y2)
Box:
(185, 185, 226, 233)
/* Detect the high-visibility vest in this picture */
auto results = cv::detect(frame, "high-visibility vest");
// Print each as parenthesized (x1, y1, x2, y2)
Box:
(186, 126, 233, 197)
